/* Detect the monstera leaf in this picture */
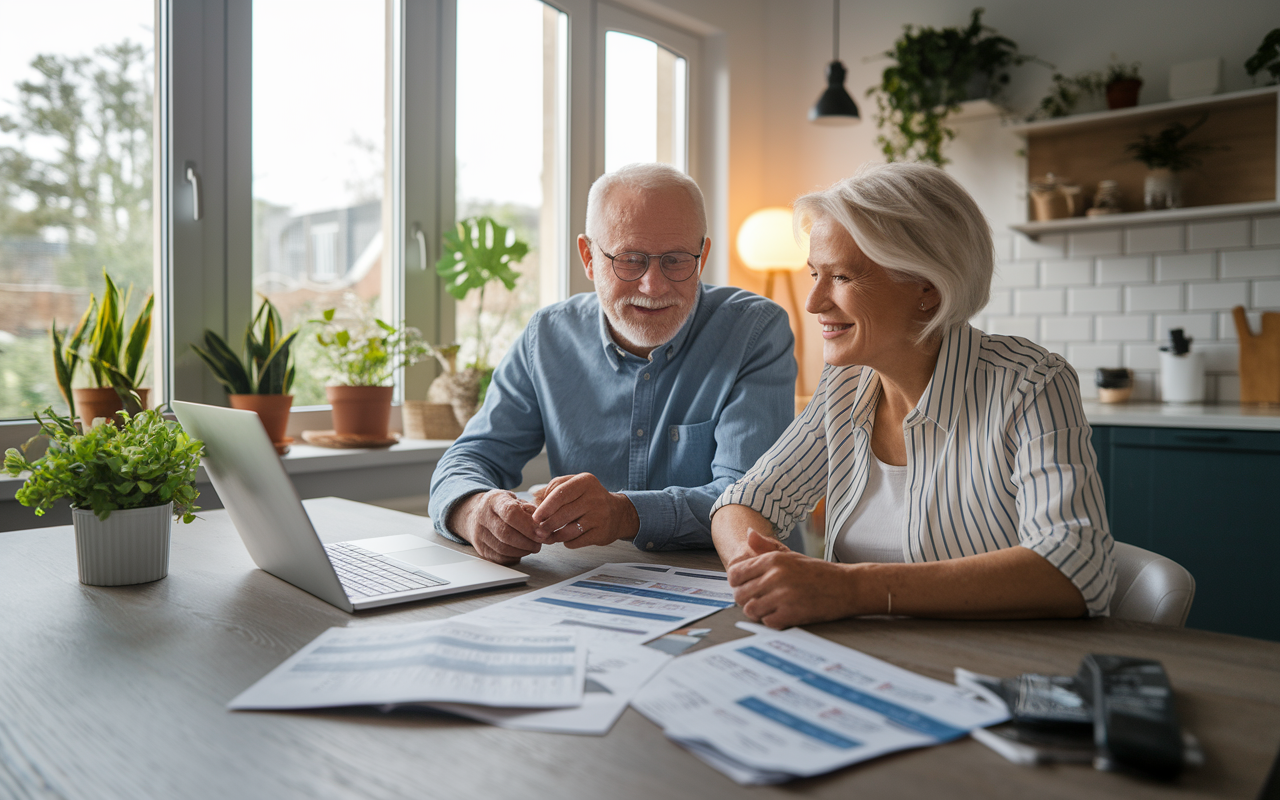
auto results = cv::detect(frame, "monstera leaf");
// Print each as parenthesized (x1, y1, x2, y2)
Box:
(435, 217, 527, 301)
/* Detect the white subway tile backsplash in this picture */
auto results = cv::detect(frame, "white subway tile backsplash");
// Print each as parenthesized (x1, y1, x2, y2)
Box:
(1067, 343, 1122, 371)
(1154, 312, 1215, 342)
(1221, 248, 1280, 279)
(1097, 315, 1151, 341)
(1068, 287, 1121, 313)
(1255, 280, 1280, 308)
(1078, 381, 1099, 400)
(1068, 229, 1123, 257)
(1015, 288, 1065, 314)
(1187, 281, 1248, 310)
(1255, 216, 1280, 247)
(982, 289, 1012, 316)
(1124, 343, 1163, 371)
(1041, 316, 1093, 341)
(1188, 219, 1250, 250)
(1014, 234, 1066, 260)
(1217, 374, 1241, 403)
(991, 233, 1016, 262)
(1131, 372, 1158, 401)
(1198, 342, 1239, 372)
(985, 316, 1039, 339)
(1155, 253, 1214, 282)
(1219, 310, 1262, 341)
(1125, 224, 1183, 254)
(991, 261, 1039, 288)
(1126, 284, 1182, 312)
(1039, 341, 1068, 359)
(1097, 256, 1150, 284)
(1042, 259, 1094, 286)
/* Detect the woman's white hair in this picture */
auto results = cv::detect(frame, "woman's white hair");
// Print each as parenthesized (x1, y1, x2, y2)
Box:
(794, 162, 993, 342)
(584, 162, 707, 243)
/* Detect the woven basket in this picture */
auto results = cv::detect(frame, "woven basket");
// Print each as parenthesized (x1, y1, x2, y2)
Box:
(403, 401, 464, 440)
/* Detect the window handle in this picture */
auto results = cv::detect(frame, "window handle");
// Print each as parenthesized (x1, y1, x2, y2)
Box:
(414, 223, 428, 270)
(184, 162, 202, 221)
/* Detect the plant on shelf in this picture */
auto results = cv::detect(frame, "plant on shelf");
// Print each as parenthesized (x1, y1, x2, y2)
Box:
(1028, 70, 1106, 120)
(52, 269, 153, 427)
(4, 406, 203, 586)
(191, 296, 299, 453)
(869, 7, 1039, 166)
(1245, 29, 1280, 86)
(1125, 114, 1226, 210)
(312, 298, 430, 439)
(430, 216, 529, 425)
(1103, 58, 1143, 109)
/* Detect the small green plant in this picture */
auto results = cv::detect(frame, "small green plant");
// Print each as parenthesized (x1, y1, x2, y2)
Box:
(869, 8, 1038, 166)
(1125, 115, 1225, 171)
(1246, 29, 1280, 86)
(51, 269, 153, 420)
(191, 297, 298, 395)
(3, 407, 203, 522)
(1029, 71, 1106, 120)
(1104, 60, 1142, 86)
(436, 216, 528, 373)
(312, 300, 430, 387)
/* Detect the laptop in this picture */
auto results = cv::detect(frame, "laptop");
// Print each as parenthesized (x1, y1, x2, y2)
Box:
(172, 401, 527, 611)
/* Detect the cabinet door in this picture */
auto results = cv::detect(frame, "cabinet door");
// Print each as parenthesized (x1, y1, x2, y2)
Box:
(1108, 427, 1280, 641)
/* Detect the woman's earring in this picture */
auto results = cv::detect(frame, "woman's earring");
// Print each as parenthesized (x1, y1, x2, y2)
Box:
(919, 301, 926, 310)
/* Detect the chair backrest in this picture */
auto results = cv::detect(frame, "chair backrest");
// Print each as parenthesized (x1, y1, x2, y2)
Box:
(1109, 541, 1196, 626)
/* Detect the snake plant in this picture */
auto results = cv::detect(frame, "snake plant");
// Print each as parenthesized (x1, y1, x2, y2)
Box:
(192, 297, 298, 396)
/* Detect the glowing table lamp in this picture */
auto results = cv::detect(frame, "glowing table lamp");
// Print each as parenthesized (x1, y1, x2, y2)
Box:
(737, 206, 808, 368)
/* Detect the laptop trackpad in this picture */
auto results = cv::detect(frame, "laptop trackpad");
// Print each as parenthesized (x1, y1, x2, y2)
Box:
(390, 546, 475, 568)
(350, 533, 478, 567)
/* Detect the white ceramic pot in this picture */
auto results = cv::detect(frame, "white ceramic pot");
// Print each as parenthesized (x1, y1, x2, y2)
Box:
(72, 502, 173, 586)
(1144, 168, 1182, 210)
(1159, 351, 1205, 403)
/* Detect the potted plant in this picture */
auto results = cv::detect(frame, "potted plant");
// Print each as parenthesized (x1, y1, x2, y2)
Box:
(312, 299, 430, 439)
(52, 269, 153, 427)
(1104, 60, 1143, 109)
(1028, 70, 1105, 120)
(1245, 29, 1280, 86)
(424, 216, 529, 428)
(4, 407, 203, 586)
(869, 8, 1038, 166)
(1125, 114, 1225, 210)
(191, 296, 298, 454)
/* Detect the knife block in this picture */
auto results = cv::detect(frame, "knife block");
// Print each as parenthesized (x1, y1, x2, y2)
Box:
(1233, 306, 1280, 405)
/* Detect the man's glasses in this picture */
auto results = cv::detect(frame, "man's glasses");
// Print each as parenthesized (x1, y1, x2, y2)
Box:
(597, 246, 702, 282)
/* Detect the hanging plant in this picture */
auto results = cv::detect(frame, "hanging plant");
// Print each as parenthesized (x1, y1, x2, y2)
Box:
(869, 8, 1038, 166)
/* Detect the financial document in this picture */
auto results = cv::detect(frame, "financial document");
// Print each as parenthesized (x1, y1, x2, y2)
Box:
(229, 620, 586, 710)
(451, 563, 735, 647)
(631, 625, 1009, 784)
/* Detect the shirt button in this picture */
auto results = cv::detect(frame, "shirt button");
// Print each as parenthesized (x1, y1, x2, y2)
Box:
(643, 373, 650, 380)
(636, 428, 644, 437)
(645, 542, 655, 550)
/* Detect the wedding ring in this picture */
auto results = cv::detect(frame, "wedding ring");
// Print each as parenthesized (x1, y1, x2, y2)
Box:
(576, 522, 585, 534)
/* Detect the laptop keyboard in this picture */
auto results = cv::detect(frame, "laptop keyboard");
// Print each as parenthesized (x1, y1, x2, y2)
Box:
(325, 541, 449, 598)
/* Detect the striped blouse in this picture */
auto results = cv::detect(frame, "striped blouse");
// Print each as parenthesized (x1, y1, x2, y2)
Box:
(712, 324, 1116, 617)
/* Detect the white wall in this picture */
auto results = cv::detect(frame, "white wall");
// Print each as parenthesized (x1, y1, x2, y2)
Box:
(754, 0, 1280, 393)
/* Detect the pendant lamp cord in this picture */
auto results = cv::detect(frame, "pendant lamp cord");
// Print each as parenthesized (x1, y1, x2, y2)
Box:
(832, 0, 840, 61)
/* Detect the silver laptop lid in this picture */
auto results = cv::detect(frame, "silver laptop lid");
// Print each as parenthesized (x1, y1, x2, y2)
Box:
(172, 401, 353, 611)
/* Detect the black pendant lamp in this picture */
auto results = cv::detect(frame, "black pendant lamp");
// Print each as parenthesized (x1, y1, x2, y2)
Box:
(809, 0, 860, 125)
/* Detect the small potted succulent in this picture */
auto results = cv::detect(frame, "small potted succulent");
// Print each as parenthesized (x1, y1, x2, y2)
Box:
(1104, 60, 1143, 109)
(1125, 114, 1224, 210)
(191, 297, 299, 454)
(4, 407, 203, 586)
(52, 269, 153, 427)
(312, 298, 430, 440)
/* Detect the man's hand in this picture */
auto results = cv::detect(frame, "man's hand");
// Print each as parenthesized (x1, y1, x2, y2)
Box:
(448, 490, 548, 565)
(531, 473, 639, 549)
(727, 530, 859, 629)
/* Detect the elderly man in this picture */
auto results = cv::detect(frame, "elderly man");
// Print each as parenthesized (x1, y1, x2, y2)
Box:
(427, 163, 796, 564)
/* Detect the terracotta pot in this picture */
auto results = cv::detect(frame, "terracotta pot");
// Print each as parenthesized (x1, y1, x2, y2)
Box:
(1105, 79, 1142, 109)
(326, 385, 393, 438)
(72, 387, 149, 427)
(228, 394, 294, 446)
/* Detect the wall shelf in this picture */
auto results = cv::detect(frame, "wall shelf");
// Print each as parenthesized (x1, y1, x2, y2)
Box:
(1010, 199, 1280, 237)
(1008, 85, 1280, 137)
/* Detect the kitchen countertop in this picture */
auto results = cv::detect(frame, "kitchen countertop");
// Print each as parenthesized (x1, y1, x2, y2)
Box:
(1083, 402, 1280, 431)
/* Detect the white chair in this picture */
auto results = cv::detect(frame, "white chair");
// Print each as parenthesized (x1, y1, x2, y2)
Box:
(1109, 541, 1196, 627)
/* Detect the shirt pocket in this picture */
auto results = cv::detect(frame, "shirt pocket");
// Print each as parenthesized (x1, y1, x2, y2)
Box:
(667, 419, 717, 483)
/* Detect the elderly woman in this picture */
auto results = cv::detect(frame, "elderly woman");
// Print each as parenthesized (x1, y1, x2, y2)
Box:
(711, 162, 1114, 629)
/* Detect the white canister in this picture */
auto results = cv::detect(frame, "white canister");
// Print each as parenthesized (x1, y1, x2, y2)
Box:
(1159, 351, 1205, 403)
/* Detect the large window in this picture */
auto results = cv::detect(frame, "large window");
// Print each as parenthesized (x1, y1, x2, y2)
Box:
(0, 1, 155, 420)
(604, 31, 687, 173)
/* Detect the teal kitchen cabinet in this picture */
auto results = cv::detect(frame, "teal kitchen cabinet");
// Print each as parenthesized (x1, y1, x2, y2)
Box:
(1091, 425, 1280, 641)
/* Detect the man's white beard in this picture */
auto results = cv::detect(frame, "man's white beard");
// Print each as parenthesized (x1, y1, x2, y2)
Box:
(606, 294, 695, 350)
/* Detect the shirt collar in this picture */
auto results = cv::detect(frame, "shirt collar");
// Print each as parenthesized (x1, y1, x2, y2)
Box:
(913, 324, 981, 433)
(597, 282, 704, 371)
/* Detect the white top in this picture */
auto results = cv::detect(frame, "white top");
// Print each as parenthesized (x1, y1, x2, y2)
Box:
(833, 452, 907, 564)
(714, 324, 1116, 617)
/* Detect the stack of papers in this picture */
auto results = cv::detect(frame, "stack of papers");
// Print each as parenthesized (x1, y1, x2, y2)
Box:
(230, 563, 734, 736)
(630, 625, 1010, 784)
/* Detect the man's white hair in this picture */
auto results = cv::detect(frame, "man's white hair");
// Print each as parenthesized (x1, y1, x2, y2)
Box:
(793, 162, 994, 342)
(584, 162, 707, 243)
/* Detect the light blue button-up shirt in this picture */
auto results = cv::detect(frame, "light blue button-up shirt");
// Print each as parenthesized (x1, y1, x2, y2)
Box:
(428, 284, 796, 551)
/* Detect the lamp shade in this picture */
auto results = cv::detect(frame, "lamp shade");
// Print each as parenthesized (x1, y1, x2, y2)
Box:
(737, 208, 807, 272)
(809, 61, 860, 126)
